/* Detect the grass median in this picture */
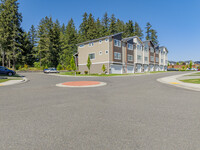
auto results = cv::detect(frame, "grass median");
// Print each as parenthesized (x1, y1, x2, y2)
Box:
(180, 78, 200, 84)
(186, 72, 200, 76)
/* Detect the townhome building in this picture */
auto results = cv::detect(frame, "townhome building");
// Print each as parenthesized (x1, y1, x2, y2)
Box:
(154, 45, 160, 71)
(159, 46, 168, 71)
(143, 41, 155, 72)
(133, 36, 143, 73)
(77, 32, 169, 74)
(122, 37, 135, 73)
(77, 33, 125, 74)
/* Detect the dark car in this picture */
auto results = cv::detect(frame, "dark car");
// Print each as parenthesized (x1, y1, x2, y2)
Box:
(43, 68, 59, 74)
(0, 66, 16, 76)
(167, 68, 179, 71)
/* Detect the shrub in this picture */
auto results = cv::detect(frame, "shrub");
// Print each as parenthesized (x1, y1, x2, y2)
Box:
(18, 66, 22, 70)
(102, 64, 106, 73)
(57, 64, 63, 71)
(24, 64, 28, 69)
(42, 65, 48, 70)
(84, 71, 88, 74)
(76, 71, 81, 74)
(34, 62, 40, 69)
(66, 65, 71, 71)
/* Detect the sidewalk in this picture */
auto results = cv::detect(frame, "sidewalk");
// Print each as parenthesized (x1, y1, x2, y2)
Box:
(0, 77, 28, 87)
(157, 72, 200, 92)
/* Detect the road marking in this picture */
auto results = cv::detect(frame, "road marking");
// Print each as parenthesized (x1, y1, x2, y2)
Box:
(170, 82, 180, 84)
(0, 84, 3, 86)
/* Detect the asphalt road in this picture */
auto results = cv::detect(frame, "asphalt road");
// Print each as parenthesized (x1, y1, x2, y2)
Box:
(0, 72, 200, 150)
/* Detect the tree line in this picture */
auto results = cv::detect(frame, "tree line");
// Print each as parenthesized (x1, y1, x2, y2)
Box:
(0, 0, 159, 70)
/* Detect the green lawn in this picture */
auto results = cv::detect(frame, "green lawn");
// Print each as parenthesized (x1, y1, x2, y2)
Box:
(0, 79, 10, 83)
(187, 72, 200, 76)
(180, 78, 200, 84)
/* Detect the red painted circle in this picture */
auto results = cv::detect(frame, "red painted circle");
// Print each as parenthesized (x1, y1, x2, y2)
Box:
(62, 81, 101, 87)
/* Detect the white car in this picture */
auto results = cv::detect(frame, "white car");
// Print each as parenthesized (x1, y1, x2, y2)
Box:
(44, 68, 59, 73)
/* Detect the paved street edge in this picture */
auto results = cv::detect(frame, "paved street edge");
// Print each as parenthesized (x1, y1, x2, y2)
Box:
(157, 72, 200, 92)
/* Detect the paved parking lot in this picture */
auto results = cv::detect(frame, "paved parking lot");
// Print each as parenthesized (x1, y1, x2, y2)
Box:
(0, 72, 200, 150)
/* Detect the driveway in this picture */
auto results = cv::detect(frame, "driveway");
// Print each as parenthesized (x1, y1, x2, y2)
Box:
(0, 72, 200, 150)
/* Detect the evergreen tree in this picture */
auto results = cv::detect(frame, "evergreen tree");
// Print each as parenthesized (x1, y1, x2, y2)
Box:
(87, 55, 91, 74)
(124, 20, 134, 37)
(60, 18, 77, 67)
(0, 0, 22, 69)
(134, 22, 143, 39)
(116, 19, 125, 33)
(78, 12, 88, 42)
(37, 16, 53, 67)
(87, 13, 97, 40)
(101, 12, 110, 36)
(145, 22, 152, 40)
(150, 29, 158, 45)
(70, 56, 76, 72)
(49, 20, 62, 67)
(96, 18, 103, 38)
(109, 14, 117, 34)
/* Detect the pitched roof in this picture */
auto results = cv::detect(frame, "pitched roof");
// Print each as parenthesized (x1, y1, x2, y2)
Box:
(76, 32, 123, 46)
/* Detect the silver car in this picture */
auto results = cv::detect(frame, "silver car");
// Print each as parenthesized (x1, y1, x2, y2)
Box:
(43, 68, 59, 73)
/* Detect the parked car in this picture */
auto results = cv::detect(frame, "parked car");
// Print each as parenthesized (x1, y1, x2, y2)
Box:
(198, 68, 200, 71)
(167, 68, 179, 71)
(0, 66, 16, 76)
(43, 68, 59, 73)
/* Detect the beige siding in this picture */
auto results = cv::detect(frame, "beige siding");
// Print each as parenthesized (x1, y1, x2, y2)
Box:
(78, 39, 110, 65)
(79, 63, 109, 74)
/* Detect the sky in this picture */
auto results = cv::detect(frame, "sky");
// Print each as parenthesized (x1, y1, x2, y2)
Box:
(18, 0, 200, 61)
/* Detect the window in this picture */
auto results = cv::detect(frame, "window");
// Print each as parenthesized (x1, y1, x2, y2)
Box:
(137, 45, 142, 50)
(156, 50, 159, 54)
(114, 52, 121, 60)
(79, 44, 84, 48)
(114, 39, 121, 47)
(161, 59, 164, 63)
(89, 53, 95, 60)
(150, 47, 154, 53)
(105, 38, 109, 42)
(144, 46, 148, 51)
(150, 56, 154, 62)
(156, 57, 159, 62)
(165, 60, 168, 64)
(89, 42, 94, 47)
(128, 43, 133, 50)
(145, 57, 148, 62)
(99, 51, 102, 55)
(99, 40, 102, 44)
(105, 50, 109, 54)
(137, 55, 142, 61)
(128, 55, 133, 61)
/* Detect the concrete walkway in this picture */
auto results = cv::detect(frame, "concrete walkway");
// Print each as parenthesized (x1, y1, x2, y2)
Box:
(0, 77, 28, 86)
(157, 72, 200, 91)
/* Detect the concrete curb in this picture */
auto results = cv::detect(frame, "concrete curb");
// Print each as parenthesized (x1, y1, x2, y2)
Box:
(56, 81, 107, 88)
(0, 76, 29, 87)
(157, 72, 200, 92)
